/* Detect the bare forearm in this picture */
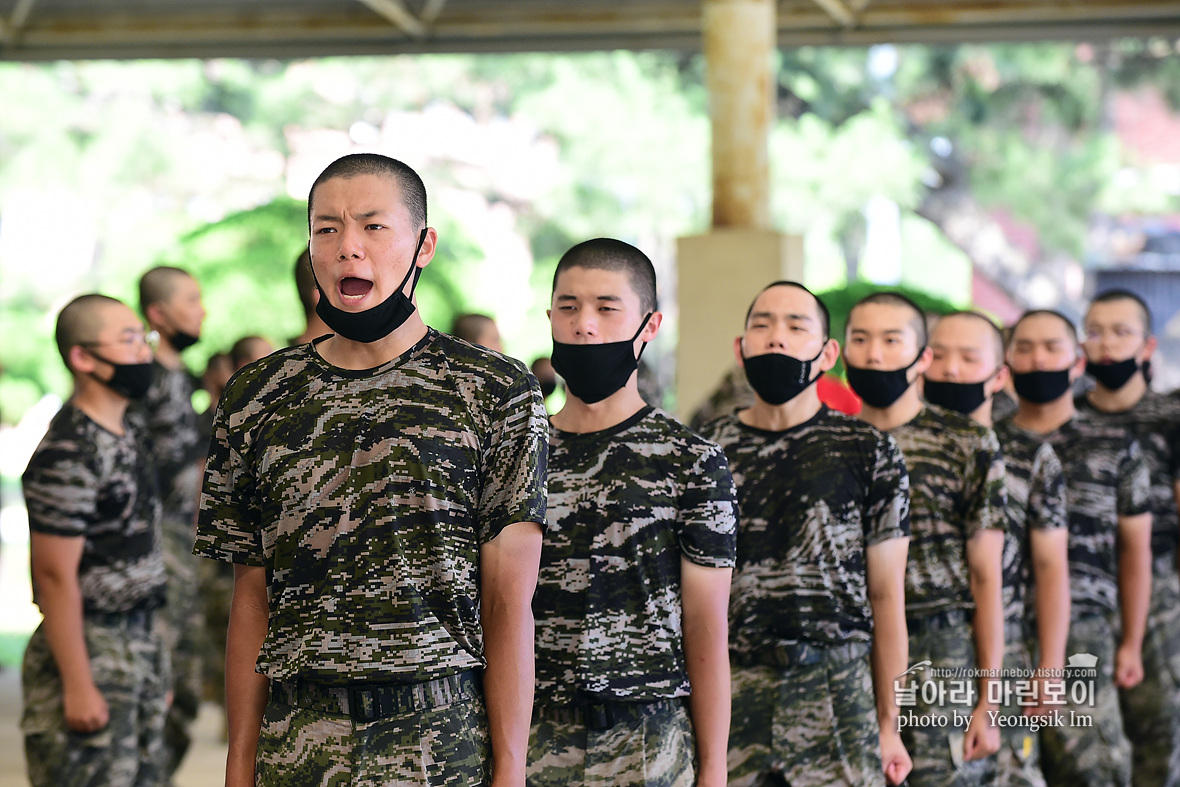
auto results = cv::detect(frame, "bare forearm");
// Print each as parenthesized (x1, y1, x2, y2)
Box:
(224, 574, 270, 787)
(970, 575, 1003, 710)
(481, 599, 534, 787)
(37, 575, 94, 692)
(1032, 558, 1070, 670)
(684, 617, 730, 782)
(1118, 538, 1152, 650)
(869, 591, 908, 730)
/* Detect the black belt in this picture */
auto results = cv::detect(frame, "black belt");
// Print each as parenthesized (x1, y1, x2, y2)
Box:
(272, 670, 482, 723)
(907, 607, 969, 636)
(83, 607, 155, 630)
(734, 639, 871, 669)
(533, 696, 685, 732)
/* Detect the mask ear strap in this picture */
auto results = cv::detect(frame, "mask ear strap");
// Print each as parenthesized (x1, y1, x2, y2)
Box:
(632, 312, 654, 362)
(401, 228, 429, 294)
(905, 346, 928, 371)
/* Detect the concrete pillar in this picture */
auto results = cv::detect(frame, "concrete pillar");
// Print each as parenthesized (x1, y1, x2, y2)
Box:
(703, 0, 774, 229)
(676, 230, 804, 420)
(675, 0, 804, 421)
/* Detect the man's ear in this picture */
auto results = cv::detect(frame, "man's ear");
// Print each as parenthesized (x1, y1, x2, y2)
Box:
(991, 363, 1011, 394)
(639, 311, 663, 343)
(1068, 351, 1087, 382)
(69, 345, 97, 376)
(414, 227, 439, 270)
(910, 345, 934, 380)
(144, 301, 165, 331)
(817, 338, 840, 373)
(1142, 335, 1158, 362)
(733, 336, 745, 367)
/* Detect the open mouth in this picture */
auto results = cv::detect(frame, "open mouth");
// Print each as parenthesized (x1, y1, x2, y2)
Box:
(339, 277, 373, 303)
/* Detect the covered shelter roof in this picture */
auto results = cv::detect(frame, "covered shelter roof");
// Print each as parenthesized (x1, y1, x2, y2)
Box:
(2, 0, 1179, 62)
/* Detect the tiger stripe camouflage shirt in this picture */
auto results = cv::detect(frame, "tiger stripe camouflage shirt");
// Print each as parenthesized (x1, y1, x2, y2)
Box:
(133, 361, 202, 522)
(1076, 391, 1180, 562)
(701, 407, 910, 653)
(194, 330, 548, 685)
(992, 420, 1068, 630)
(23, 402, 166, 613)
(533, 406, 737, 703)
(889, 405, 1007, 617)
(1000, 413, 1151, 621)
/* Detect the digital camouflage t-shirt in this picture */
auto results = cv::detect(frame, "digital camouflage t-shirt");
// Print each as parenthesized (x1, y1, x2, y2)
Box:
(889, 405, 1007, 616)
(533, 406, 737, 703)
(1076, 390, 1180, 561)
(195, 330, 548, 685)
(992, 419, 1068, 629)
(134, 361, 202, 524)
(701, 407, 909, 653)
(1003, 414, 1151, 620)
(23, 402, 166, 612)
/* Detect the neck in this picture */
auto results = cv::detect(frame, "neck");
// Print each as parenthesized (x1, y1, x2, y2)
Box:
(739, 387, 822, 431)
(154, 338, 182, 370)
(969, 399, 994, 428)
(317, 314, 429, 370)
(1013, 393, 1075, 434)
(1086, 373, 1147, 413)
(71, 379, 130, 435)
(550, 380, 647, 434)
(857, 384, 923, 432)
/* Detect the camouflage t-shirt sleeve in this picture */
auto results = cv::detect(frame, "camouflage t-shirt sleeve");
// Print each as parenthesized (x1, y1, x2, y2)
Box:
(676, 442, 738, 568)
(23, 434, 97, 538)
(194, 393, 263, 566)
(963, 427, 1008, 538)
(1118, 438, 1152, 518)
(476, 369, 548, 544)
(1028, 441, 1068, 532)
(865, 431, 911, 546)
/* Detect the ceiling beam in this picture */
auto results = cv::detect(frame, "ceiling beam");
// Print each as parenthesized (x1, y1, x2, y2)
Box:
(420, 0, 449, 25)
(808, 0, 857, 27)
(0, 0, 36, 43)
(355, 0, 427, 37)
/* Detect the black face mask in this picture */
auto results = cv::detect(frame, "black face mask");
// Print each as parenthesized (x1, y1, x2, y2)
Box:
(742, 344, 826, 406)
(1086, 358, 1140, 391)
(538, 378, 557, 399)
(1011, 368, 1073, 404)
(845, 348, 925, 410)
(551, 313, 652, 405)
(923, 378, 991, 415)
(312, 229, 428, 344)
(168, 330, 199, 352)
(86, 351, 154, 400)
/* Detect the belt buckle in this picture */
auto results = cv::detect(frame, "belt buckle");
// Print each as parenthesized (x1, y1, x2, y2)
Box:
(347, 685, 379, 722)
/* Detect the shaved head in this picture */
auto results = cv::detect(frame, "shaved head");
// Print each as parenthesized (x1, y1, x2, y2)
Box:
(849, 291, 927, 348)
(55, 294, 126, 369)
(1010, 309, 1079, 348)
(935, 311, 1004, 366)
(139, 266, 193, 316)
(554, 238, 657, 313)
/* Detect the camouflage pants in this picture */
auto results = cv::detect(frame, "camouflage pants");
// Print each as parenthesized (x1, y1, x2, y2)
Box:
(994, 634, 1047, 787)
(22, 614, 169, 787)
(257, 684, 489, 786)
(1119, 554, 1180, 787)
(727, 642, 883, 787)
(158, 512, 205, 778)
(526, 700, 694, 786)
(900, 620, 994, 787)
(1040, 615, 1131, 787)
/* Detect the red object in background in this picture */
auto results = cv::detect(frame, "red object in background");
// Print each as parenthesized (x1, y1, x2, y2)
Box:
(818, 374, 861, 415)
